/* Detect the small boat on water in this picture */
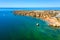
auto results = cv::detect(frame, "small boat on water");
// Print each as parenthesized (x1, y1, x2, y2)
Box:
(36, 23, 39, 26)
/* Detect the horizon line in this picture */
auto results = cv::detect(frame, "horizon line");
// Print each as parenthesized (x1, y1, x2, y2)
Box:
(0, 7, 60, 8)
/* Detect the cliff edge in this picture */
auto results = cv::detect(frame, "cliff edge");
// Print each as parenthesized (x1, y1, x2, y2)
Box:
(14, 10, 60, 28)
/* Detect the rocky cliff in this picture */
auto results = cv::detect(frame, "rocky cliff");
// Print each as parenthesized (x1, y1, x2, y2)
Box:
(14, 10, 60, 28)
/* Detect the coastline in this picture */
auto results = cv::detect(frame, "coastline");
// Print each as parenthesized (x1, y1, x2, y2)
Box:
(14, 10, 60, 28)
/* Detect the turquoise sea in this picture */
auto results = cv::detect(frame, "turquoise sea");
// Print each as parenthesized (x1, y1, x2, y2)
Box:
(0, 8, 60, 40)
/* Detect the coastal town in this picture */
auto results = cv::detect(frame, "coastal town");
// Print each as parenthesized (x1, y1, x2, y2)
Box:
(14, 10, 60, 28)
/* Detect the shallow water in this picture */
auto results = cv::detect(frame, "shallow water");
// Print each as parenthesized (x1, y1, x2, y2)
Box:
(0, 9, 60, 40)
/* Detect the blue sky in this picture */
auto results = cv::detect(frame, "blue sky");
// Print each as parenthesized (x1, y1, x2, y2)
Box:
(0, 0, 60, 8)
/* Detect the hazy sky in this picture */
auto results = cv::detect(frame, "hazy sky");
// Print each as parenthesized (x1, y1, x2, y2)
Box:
(0, 0, 60, 8)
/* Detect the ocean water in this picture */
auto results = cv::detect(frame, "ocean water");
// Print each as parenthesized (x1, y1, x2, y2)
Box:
(0, 8, 60, 40)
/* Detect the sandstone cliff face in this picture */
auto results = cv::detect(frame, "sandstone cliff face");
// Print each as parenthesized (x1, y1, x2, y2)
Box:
(14, 10, 60, 28)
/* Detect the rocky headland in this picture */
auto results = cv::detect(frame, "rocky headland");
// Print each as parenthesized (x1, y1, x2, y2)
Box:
(14, 10, 60, 28)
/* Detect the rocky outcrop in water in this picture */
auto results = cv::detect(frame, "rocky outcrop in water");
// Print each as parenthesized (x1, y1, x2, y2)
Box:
(14, 10, 60, 28)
